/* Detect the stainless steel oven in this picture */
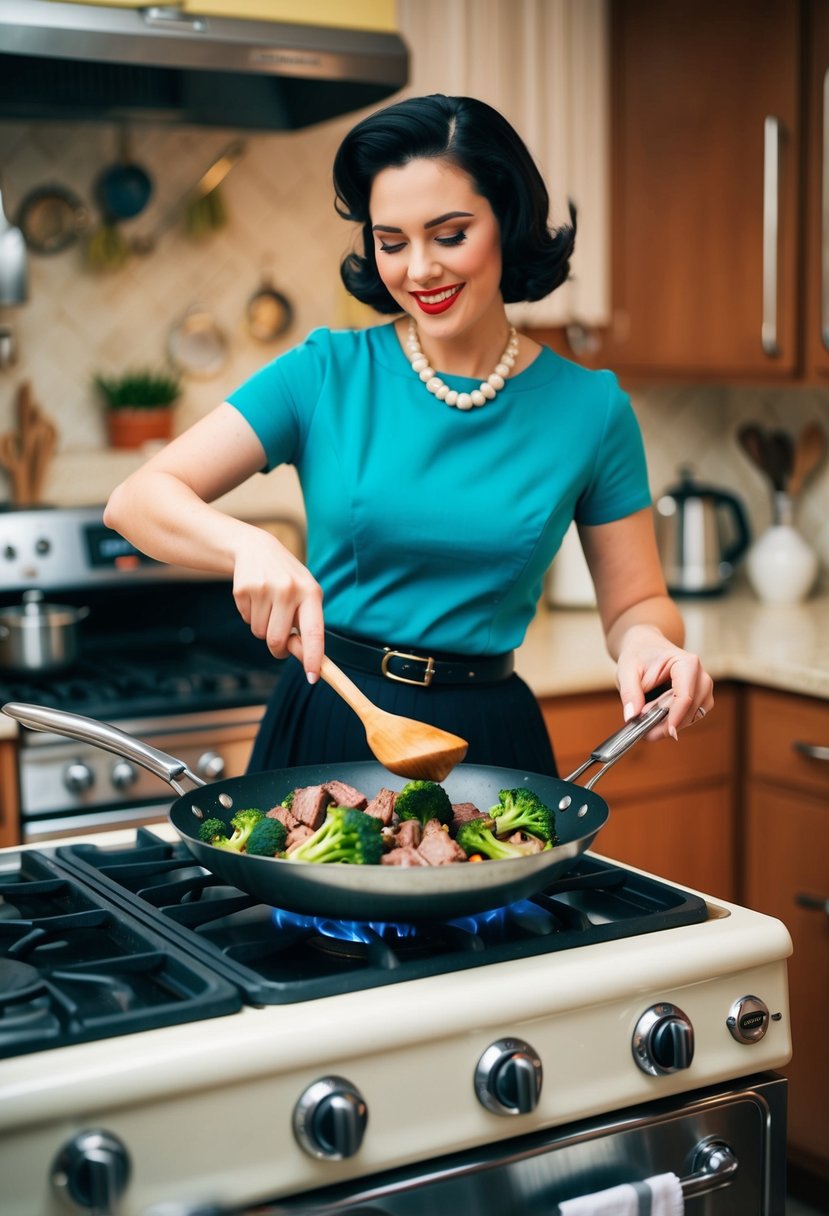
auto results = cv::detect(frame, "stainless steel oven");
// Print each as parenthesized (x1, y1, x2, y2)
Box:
(0, 505, 298, 840)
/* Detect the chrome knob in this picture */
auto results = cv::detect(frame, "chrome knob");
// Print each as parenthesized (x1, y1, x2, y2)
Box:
(63, 760, 95, 794)
(633, 1003, 695, 1076)
(51, 1129, 131, 1213)
(293, 1076, 368, 1160)
(111, 760, 138, 791)
(197, 751, 225, 781)
(727, 995, 770, 1043)
(475, 1037, 543, 1115)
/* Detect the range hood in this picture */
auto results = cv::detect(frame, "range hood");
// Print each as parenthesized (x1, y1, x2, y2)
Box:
(0, 0, 409, 130)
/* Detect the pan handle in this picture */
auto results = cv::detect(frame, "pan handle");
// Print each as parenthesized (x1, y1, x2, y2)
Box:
(565, 696, 671, 789)
(1, 701, 206, 795)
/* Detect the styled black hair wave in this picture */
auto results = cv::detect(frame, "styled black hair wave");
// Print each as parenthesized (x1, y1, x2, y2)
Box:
(333, 93, 576, 314)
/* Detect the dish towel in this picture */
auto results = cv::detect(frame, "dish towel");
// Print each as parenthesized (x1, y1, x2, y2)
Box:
(559, 1172, 684, 1216)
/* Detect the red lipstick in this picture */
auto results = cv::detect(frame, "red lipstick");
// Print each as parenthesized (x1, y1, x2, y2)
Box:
(410, 284, 464, 315)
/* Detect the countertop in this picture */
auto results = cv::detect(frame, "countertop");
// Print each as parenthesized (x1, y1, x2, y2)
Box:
(1, 583, 828, 742)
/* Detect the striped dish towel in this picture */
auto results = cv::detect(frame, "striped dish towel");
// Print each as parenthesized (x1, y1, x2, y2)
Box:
(558, 1172, 684, 1216)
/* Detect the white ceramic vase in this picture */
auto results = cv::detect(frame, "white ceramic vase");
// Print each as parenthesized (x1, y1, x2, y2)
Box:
(746, 493, 818, 605)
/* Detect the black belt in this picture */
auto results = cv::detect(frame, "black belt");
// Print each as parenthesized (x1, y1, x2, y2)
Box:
(325, 630, 515, 687)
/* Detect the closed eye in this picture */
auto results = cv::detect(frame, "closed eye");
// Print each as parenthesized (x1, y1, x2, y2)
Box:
(379, 240, 406, 254)
(436, 231, 467, 247)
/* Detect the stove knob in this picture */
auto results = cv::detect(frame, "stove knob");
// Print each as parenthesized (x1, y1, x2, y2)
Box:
(475, 1037, 543, 1115)
(632, 1002, 695, 1076)
(197, 751, 225, 781)
(63, 761, 95, 794)
(727, 994, 770, 1043)
(293, 1075, 368, 1160)
(111, 760, 138, 791)
(51, 1129, 131, 1213)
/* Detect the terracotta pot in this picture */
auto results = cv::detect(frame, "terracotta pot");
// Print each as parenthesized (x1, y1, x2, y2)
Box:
(106, 408, 173, 450)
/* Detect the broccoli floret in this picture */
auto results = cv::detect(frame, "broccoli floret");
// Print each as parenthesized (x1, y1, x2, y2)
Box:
(491, 788, 557, 845)
(245, 817, 287, 858)
(456, 818, 547, 861)
(288, 806, 383, 865)
(213, 807, 264, 853)
(280, 789, 295, 810)
(198, 817, 230, 845)
(394, 780, 453, 828)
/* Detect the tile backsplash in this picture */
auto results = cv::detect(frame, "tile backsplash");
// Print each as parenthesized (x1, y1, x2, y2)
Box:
(1, 114, 828, 569)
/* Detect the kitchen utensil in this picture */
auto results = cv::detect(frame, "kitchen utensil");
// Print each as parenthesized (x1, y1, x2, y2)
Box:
(167, 306, 228, 377)
(1, 697, 669, 921)
(314, 651, 469, 781)
(131, 140, 245, 255)
(16, 183, 89, 254)
(655, 467, 751, 596)
(0, 429, 27, 504)
(737, 423, 773, 484)
(245, 270, 294, 342)
(766, 428, 794, 492)
(95, 126, 153, 221)
(788, 421, 827, 499)
(0, 592, 89, 672)
(0, 183, 28, 306)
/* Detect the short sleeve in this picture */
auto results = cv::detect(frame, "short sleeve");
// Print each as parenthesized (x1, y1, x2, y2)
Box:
(574, 371, 652, 526)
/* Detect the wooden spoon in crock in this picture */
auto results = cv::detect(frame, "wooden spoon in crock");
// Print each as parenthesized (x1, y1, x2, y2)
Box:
(288, 635, 468, 781)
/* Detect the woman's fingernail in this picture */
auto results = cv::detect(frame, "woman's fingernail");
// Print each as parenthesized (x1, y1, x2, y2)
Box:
(306, 672, 319, 685)
(668, 725, 679, 741)
(624, 702, 636, 721)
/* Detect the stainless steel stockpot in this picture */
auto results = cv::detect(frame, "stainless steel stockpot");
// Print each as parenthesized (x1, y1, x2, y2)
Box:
(0, 590, 89, 672)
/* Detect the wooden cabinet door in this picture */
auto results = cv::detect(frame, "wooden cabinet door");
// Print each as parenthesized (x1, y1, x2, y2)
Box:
(0, 739, 21, 848)
(600, 0, 801, 380)
(805, 0, 829, 380)
(744, 783, 829, 1170)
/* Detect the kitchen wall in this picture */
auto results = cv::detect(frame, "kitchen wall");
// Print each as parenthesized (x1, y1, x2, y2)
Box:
(1, 112, 828, 571)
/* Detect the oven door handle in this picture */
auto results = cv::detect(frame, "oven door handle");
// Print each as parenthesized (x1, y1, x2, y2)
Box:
(2, 701, 205, 795)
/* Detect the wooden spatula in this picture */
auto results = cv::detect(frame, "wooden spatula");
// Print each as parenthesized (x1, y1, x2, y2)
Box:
(288, 635, 468, 780)
(789, 421, 827, 500)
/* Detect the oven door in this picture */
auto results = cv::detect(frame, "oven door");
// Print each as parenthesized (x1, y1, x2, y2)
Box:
(238, 1073, 785, 1216)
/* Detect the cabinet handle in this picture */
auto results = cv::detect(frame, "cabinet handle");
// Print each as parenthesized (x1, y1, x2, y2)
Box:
(796, 892, 829, 917)
(792, 740, 829, 762)
(822, 69, 829, 351)
(762, 115, 781, 357)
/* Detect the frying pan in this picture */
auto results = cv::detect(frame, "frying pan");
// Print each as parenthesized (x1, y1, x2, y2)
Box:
(1, 699, 669, 922)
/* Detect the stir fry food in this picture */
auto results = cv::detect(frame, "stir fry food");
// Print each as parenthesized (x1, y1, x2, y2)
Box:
(197, 780, 558, 867)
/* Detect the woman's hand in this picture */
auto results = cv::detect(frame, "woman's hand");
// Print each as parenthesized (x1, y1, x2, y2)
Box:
(232, 528, 325, 683)
(614, 623, 714, 741)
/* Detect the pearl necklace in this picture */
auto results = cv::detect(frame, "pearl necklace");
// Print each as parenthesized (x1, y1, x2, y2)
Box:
(405, 318, 519, 410)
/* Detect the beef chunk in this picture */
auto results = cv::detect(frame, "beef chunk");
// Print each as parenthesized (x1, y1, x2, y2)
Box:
(323, 779, 368, 810)
(381, 846, 429, 866)
(286, 824, 315, 853)
(266, 804, 299, 832)
(393, 819, 423, 849)
(364, 787, 396, 826)
(417, 821, 468, 865)
(290, 785, 333, 830)
(451, 802, 486, 834)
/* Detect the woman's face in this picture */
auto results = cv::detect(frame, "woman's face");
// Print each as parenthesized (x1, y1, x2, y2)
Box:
(368, 157, 503, 337)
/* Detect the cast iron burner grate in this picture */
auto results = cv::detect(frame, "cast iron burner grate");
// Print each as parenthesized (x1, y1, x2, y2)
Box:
(0, 850, 241, 1058)
(54, 830, 709, 1007)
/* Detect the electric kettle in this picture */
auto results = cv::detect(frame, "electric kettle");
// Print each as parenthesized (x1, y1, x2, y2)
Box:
(655, 467, 751, 596)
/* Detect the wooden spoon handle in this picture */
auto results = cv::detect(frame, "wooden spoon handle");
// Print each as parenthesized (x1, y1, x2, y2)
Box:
(286, 632, 376, 722)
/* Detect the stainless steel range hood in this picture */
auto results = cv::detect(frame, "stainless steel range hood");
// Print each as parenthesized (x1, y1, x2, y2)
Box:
(0, 1, 409, 130)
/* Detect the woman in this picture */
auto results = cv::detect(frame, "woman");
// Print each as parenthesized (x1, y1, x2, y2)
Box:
(104, 94, 713, 776)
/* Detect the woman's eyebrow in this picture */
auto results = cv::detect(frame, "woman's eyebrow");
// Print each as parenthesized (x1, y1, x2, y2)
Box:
(371, 210, 474, 234)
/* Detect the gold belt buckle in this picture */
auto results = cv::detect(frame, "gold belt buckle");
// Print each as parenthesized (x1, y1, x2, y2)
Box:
(381, 648, 436, 687)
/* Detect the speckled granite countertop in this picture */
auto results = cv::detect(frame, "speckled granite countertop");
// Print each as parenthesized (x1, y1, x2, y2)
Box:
(516, 582, 829, 702)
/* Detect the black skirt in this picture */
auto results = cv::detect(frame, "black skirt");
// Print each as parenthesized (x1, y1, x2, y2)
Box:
(247, 659, 559, 778)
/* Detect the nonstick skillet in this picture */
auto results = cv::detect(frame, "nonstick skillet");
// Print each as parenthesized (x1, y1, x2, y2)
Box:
(2, 699, 669, 922)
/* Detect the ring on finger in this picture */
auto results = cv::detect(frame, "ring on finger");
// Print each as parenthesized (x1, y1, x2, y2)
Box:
(695, 705, 707, 721)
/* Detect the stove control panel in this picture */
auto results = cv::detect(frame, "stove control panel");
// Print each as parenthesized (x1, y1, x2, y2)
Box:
(474, 1037, 543, 1116)
(632, 1002, 695, 1076)
(293, 1076, 368, 1160)
(727, 994, 770, 1043)
(51, 1129, 130, 1213)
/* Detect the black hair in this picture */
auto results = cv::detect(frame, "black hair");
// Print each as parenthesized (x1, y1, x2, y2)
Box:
(333, 93, 576, 314)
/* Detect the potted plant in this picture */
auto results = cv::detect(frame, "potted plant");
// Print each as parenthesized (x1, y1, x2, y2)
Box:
(94, 368, 181, 450)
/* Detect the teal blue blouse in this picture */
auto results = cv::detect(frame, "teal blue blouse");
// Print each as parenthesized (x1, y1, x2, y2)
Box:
(226, 323, 651, 655)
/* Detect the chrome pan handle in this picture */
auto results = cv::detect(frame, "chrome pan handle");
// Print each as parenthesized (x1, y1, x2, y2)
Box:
(565, 695, 671, 789)
(2, 701, 206, 794)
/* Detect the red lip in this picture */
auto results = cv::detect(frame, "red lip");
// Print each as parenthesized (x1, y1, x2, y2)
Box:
(410, 284, 464, 315)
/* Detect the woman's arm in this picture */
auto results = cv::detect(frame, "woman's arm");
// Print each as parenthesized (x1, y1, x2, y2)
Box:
(103, 403, 325, 681)
(579, 508, 714, 740)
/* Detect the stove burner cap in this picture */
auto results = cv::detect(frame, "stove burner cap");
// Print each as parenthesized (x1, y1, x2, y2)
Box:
(0, 957, 42, 997)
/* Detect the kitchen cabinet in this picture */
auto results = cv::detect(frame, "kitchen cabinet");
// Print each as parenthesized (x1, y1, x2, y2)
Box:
(540, 685, 738, 901)
(0, 738, 20, 848)
(537, 0, 829, 384)
(744, 686, 829, 1186)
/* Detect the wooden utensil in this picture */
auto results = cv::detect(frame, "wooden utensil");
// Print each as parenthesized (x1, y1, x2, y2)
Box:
(737, 422, 773, 484)
(788, 422, 827, 499)
(288, 635, 468, 780)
